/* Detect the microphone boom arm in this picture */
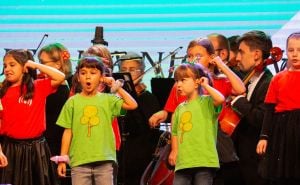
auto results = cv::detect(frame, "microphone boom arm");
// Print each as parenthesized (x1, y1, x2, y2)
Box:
(134, 46, 183, 84)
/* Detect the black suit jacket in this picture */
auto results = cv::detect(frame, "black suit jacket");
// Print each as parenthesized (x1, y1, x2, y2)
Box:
(232, 69, 273, 157)
(231, 68, 273, 184)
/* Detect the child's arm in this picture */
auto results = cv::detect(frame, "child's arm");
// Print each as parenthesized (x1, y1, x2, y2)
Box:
(211, 56, 246, 95)
(57, 128, 72, 177)
(0, 145, 8, 168)
(257, 103, 275, 155)
(149, 110, 169, 128)
(168, 135, 178, 166)
(168, 114, 177, 166)
(200, 77, 225, 106)
(116, 87, 138, 110)
(102, 77, 138, 110)
(24, 60, 65, 88)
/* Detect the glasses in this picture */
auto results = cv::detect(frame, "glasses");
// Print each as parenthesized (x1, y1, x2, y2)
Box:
(186, 55, 202, 64)
(39, 59, 56, 64)
(120, 68, 141, 75)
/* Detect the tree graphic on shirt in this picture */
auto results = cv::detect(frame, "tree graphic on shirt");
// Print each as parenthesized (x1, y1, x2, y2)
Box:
(179, 111, 192, 143)
(81, 105, 100, 137)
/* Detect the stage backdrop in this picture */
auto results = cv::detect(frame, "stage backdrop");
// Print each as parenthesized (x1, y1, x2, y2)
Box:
(1, 0, 299, 86)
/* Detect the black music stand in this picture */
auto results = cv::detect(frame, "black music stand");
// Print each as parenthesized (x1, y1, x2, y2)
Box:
(150, 78, 175, 109)
(151, 78, 175, 124)
(112, 72, 136, 185)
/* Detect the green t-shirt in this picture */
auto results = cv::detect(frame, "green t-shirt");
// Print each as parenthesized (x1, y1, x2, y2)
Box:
(172, 96, 219, 171)
(57, 93, 124, 167)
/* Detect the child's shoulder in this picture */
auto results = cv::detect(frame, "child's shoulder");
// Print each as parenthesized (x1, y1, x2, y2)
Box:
(34, 78, 51, 86)
(272, 69, 300, 81)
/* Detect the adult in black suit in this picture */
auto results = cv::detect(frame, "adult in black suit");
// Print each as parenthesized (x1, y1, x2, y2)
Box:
(231, 30, 273, 185)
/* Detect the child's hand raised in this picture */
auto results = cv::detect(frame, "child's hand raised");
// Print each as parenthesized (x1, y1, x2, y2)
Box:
(209, 55, 222, 65)
(198, 77, 210, 87)
(23, 60, 36, 73)
(101, 76, 115, 87)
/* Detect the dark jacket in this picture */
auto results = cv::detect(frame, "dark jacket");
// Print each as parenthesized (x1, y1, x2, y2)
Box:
(231, 68, 273, 185)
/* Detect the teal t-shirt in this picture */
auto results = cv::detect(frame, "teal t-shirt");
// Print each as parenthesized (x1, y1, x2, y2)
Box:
(57, 93, 124, 167)
(172, 96, 219, 171)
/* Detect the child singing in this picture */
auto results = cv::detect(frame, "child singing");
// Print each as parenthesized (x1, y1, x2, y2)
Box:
(56, 56, 137, 185)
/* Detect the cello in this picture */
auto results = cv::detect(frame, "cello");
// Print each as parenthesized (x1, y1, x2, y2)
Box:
(218, 47, 283, 136)
(140, 130, 174, 185)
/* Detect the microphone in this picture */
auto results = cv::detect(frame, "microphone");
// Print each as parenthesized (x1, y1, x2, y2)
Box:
(91, 26, 108, 46)
(45, 34, 49, 37)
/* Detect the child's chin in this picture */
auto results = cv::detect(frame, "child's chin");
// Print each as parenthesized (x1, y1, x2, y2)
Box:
(178, 92, 186, 96)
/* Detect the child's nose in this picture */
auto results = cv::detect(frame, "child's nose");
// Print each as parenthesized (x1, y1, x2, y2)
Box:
(86, 74, 91, 79)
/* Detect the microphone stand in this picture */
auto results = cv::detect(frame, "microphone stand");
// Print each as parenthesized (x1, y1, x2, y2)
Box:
(134, 46, 183, 84)
(33, 34, 48, 56)
(155, 46, 183, 77)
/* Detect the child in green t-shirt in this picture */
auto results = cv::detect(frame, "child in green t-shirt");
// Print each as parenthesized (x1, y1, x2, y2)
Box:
(56, 56, 137, 185)
(169, 63, 224, 185)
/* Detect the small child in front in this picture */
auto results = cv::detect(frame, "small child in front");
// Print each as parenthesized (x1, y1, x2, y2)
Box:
(56, 56, 137, 185)
(168, 63, 225, 185)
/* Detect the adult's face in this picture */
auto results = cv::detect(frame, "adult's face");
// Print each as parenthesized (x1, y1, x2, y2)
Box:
(236, 41, 261, 73)
(209, 36, 228, 61)
(119, 59, 142, 82)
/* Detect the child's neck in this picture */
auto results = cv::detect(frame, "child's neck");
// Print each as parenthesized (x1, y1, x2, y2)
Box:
(80, 90, 98, 97)
(289, 66, 300, 71)
(186, 90, 199, 102)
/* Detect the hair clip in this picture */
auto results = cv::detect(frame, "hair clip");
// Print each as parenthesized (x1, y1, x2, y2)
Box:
(61, 50, 70, 61)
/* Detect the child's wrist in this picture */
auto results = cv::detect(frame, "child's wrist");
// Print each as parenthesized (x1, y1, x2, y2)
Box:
(111, 79, 124, 93)
(50, 155, 70, 164)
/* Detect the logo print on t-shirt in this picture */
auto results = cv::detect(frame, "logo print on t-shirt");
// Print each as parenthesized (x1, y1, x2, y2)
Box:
(179, 111, 193, 143)
(81, 105, 100, 137)
(18, 96, 32, 106)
